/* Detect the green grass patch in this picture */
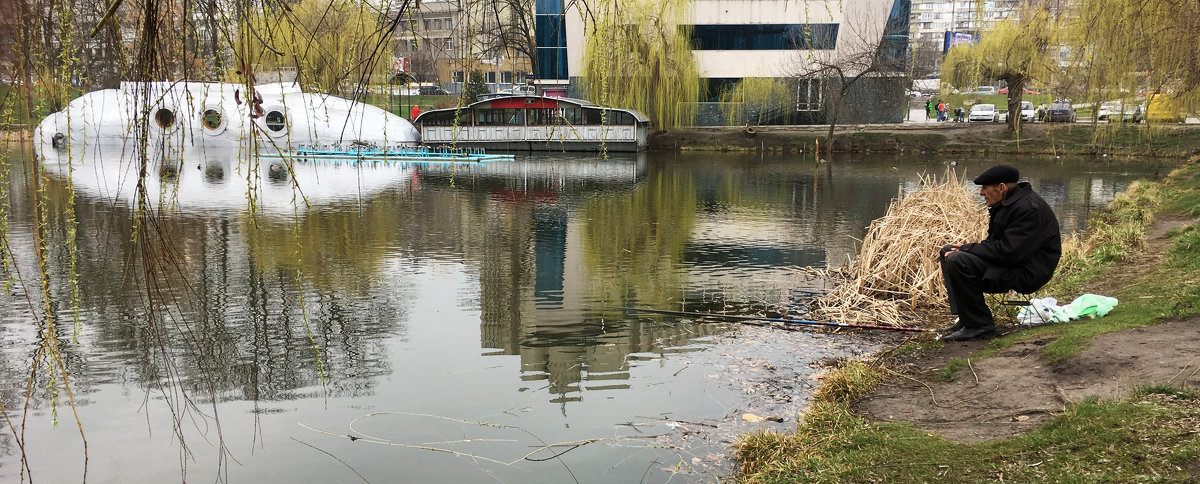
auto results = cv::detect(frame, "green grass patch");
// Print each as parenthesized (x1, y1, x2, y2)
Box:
(1135, 385, 1198, 399)
(735, 361, 1200, 483)
(939, 358, 967, 381)
(358, 92, 458, 117)
(884, 342, 929, 358)
(813, 359, 884, 404)
(1161, 163, 1200, 216)
(1166, 224, 1200, 270)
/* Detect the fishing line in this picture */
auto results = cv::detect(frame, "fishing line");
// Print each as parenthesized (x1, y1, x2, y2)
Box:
(591, 305, 931, 333)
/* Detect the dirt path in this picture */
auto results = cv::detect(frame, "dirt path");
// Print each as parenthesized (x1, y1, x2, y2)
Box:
(853, 216, 1200, 443)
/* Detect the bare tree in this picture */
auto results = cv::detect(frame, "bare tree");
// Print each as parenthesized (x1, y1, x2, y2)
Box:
(489, 0, 537, 81)
(909, 37, 942, 79)
(791, 10, 907, 155)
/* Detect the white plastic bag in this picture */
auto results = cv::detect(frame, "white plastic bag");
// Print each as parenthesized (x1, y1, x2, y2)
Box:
(1016, 297, 1060, 326)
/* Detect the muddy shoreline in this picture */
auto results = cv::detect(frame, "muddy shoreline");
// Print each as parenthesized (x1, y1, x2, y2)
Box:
(661, 323, 902, 479)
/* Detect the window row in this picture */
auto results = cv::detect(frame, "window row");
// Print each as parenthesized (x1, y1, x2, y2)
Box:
(152, 106, 287, 133)
(398, 37, 453, 51)
(686, 24, 839, 50)
(421, 17, 453, 31)
(421, 108, 638, 127)
(450, 71, 529, 84)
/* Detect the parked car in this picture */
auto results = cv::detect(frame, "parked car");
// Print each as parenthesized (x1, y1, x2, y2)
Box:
(1020, 101, 1037, 122)
(968, 103, 999, 122)
(998, 87, 1038, 95)
(418, 85, 450, 95)
(1045, 101, 1077, 122)
(1145, 94, 1187, 123)
(1101, 100, 1144, 123)
(975, 86, 997, 95)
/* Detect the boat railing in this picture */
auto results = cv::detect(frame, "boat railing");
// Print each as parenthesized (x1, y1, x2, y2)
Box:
(271, 143, 514, 164)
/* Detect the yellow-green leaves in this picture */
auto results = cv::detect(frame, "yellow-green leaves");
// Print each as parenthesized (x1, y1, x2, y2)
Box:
(244, 0, 394, 94)
(579, 0, 700, 130)
(1067, 0, 1200, 116)
(940, 9, 1057, 94)
(718, 78, 794, 128)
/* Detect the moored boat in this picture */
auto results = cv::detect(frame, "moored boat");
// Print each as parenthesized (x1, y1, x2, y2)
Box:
(415, 96, 650, 152)
(33, 81, 420, 156)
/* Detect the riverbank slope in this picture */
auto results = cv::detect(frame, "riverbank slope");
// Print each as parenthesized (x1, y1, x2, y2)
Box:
(652, 123, 1200, 159)
(734, 158, 1200, 482)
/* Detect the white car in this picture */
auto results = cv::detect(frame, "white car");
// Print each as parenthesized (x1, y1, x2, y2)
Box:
(1102, 100, 1145, 123)
(968, 104, 999, 122)
(1020, 101, 1037, 122)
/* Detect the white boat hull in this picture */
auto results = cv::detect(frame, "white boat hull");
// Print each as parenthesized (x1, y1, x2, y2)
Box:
(33, 82, 420, 157)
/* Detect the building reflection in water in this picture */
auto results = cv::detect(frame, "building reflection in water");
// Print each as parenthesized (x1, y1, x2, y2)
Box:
(455, 154, 832, 404)
(420, 154, 705, 403)
(13, 145, 417, 404)
(11, 146, 1167, 409)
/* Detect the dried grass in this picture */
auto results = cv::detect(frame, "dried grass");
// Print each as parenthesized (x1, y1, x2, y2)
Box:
(807, 169, 988, 328)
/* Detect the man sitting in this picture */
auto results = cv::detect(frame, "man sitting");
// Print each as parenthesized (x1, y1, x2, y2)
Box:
(939, 165, 1062, 341)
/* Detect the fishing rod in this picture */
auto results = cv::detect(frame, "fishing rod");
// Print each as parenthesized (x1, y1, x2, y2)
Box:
(592, 306, 932, 333)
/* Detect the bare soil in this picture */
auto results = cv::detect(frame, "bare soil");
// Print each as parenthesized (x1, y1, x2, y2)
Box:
(853, 216, 1200, 443)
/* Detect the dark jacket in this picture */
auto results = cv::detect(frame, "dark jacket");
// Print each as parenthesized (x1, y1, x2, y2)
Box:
(958, 182, 1061, 293)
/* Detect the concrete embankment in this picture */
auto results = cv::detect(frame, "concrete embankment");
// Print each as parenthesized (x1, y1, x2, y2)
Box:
(650, 123, 1200, 158)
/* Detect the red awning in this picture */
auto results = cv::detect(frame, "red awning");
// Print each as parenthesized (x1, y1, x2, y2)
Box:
(489, 97, 560, 109)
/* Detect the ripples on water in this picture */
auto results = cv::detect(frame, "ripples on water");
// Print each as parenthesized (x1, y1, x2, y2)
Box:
(0, 148, 1169, 482)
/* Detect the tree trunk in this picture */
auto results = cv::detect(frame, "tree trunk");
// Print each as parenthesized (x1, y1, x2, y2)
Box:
(1004, 75, 1025, 134)
(826, 106, 838, 158)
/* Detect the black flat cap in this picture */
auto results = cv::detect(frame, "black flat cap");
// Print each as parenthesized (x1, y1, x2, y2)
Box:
(973, 165, 1019, 185)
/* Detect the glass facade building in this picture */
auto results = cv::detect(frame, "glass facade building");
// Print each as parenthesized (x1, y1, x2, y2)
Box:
(535, 0, 568, 80)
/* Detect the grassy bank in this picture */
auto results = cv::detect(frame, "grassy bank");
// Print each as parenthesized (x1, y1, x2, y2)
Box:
(651, 124, 1200, 159)
(737, 383, 1199, 483)
(733, 160, 1200, 482)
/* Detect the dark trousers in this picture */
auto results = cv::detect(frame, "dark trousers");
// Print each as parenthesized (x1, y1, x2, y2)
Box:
(940, 245, 1007, 329)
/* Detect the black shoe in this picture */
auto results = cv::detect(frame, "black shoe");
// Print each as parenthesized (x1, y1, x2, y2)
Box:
(939, 317, 964, 334)
(942, 326, 997, 342)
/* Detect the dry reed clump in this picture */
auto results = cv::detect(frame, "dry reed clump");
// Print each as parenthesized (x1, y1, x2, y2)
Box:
(808, 171, 988, 328)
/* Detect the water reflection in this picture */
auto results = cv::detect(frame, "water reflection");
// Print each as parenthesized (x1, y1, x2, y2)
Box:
(13, 150, 1166, 401)
(39, 143, 411, 216)
(0, 146, 1171, 482)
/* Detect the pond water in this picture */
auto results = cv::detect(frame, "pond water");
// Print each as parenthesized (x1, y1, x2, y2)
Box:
(0, 147, 1169, 483)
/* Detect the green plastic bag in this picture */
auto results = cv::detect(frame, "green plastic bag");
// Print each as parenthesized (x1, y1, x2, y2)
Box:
(1066, 294, 1119, 319)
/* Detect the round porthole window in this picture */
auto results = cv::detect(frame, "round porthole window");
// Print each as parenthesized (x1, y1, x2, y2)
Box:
(154, 108, 175, 129)
(202, 109, 223, 130)
(265, 110, 287, 132)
